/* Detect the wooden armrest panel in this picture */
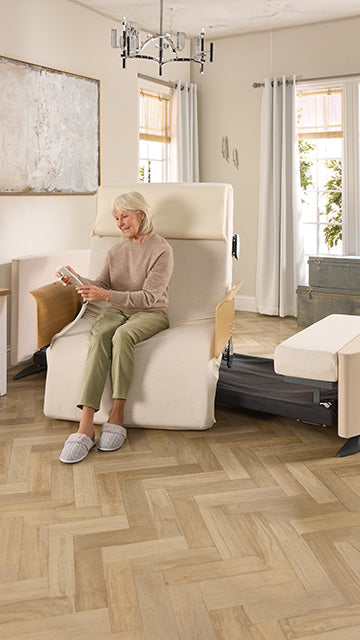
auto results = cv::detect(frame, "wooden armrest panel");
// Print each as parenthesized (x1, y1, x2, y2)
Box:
(29, 282, 82, 349)
(214, 280, 244, 358)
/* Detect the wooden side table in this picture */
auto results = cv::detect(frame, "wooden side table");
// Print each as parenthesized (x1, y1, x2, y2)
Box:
(0, 289, 10, 396)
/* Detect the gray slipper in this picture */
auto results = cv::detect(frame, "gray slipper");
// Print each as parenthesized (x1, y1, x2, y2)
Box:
(59, 433, 96, 464)
(98, 423, 127, 452)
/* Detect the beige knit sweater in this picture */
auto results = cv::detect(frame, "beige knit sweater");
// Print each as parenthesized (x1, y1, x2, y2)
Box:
(83, 234, 174, 316)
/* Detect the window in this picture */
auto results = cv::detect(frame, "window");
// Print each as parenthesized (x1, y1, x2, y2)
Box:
(138, 89, 171, 183)
(296, 80, 360, 273)
(297, 88, 343, 260)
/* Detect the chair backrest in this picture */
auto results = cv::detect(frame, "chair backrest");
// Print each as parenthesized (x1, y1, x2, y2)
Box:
(89, 183, 233, 324)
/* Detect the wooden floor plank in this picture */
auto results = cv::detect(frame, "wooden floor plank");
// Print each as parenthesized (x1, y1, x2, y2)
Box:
(0, 595, 73, 626)
(209, 606, 254, 640)
(74, 547, 107, 612)
(280, 603, 360, 639)
(145, 487, 182, 538)
(104, 560, 143, 633)
(0, 607, 112, 639)
(73, 465, 99, 509)
(163, 555, 265, 586)
(135, 572, 181, 640)
(96, 471, 126, 517)
(48, 535, 75, 598)
(285, 461, 338, 504)
(18, 525, 48, 580)
(0, 516, 23, 567)
(303, 531, 360, 605)
(168, 582, 217, 640)
(170, 494, 215, 549)
(269, 520, 333, 592)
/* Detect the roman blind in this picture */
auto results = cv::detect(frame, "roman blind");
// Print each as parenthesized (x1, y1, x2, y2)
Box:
(139, 90, 170, 143)
(297, 88, 343, 139)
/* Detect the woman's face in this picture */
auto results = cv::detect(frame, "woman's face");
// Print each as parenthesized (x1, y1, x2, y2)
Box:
(114, 209, 145, 240)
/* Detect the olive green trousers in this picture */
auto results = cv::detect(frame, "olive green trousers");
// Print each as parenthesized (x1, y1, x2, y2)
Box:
(78, 307, 169, 411)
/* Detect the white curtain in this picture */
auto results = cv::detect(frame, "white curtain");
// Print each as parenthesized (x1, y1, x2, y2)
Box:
(170, 81, 199, 182)
(256, 76, 305, 317)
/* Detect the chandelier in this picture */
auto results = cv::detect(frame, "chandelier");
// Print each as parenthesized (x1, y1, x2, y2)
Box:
(111, 0, 214, 76)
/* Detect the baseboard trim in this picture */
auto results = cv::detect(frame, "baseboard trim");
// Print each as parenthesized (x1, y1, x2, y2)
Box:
(235, 294, 257, 313)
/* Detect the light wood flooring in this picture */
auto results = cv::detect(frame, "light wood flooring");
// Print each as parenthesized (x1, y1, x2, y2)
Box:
(1, 311, 360, 639)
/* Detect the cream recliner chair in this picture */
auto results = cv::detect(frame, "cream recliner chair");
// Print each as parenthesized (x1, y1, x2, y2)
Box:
(32, 183, 240, 430)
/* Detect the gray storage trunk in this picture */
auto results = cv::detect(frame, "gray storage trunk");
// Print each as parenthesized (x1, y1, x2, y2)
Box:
(297, 256, 360, 326)
(297, 285, 360, 327)
(308, 255, 360, 291)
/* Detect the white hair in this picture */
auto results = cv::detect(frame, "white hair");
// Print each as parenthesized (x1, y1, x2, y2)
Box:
(112, 191, 153, 235)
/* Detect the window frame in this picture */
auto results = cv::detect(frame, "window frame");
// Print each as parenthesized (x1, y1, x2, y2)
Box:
(138, 81, 172, 184)
(138, 139, 170, 183)
(297, 78, 360, 257)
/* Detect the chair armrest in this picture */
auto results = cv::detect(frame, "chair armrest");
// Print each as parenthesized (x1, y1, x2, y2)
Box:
(29, 282, 83, 349)
(338, 334, 360, 438)
(214, 280, 243, 358)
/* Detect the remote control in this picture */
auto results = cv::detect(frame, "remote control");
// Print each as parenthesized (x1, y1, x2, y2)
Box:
(57, 265, 84, 287)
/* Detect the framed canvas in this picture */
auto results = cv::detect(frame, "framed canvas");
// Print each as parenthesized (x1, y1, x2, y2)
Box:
(0, 56, 100, 194)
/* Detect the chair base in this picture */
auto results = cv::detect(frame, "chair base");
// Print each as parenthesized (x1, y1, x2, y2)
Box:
(13, 347, 48, 380)
(216, 354, 338, 427)
(337, 435, 360, 458)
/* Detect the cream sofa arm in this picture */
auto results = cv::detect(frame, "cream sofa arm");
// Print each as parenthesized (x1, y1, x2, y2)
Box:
(338, 334, 360, 439)
(11, 249, 90, 364)
(214, 280, 243, 358)
(29, 282, 83, 349)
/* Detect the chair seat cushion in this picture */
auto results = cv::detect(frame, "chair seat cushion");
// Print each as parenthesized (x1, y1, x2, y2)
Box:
(44, 311, 220, 430)
(274, 314, 360, 382)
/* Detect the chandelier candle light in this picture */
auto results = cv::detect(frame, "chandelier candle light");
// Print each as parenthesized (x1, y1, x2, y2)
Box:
(111, 0, 214, 76)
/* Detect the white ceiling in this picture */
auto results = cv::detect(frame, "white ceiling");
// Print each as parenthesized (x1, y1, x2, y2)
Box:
(70, 0, 360, 38)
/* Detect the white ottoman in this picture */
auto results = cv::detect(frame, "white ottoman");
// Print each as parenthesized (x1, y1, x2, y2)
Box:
(274, 314, 360, 457)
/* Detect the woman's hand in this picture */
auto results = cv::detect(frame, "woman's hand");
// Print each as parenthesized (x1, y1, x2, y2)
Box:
(76, 285, 111, 302)
(55, 265, 79, 286)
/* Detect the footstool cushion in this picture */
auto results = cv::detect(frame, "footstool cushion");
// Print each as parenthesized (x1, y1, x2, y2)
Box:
(274, 314, 360, 382)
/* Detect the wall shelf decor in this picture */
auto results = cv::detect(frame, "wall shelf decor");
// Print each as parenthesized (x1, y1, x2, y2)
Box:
(0, 56, 100, 195)
(221, 136, 229, 162)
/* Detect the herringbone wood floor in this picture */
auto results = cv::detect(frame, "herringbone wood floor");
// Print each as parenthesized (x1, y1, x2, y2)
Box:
(1, 311, 360, 639)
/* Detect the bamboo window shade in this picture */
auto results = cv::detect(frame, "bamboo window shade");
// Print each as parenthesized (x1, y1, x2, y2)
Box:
(139, 90, 170, 143)
(297, 88, 343, 139)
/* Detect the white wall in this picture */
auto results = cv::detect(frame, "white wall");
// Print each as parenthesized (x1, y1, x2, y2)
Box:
(195, 16, 360, 309)
(0, 0, 190, 351)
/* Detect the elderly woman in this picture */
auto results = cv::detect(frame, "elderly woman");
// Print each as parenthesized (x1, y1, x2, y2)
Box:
(58, 191, 174, 464)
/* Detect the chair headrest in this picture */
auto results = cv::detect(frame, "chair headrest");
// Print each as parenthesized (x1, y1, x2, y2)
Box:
(92, 183, 233, 241)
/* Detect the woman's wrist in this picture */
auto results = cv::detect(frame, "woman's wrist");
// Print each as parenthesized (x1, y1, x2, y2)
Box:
(108, 289, 112, 302)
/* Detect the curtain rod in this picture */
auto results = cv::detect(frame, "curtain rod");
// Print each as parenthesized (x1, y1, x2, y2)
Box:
(138, 73, 176, 88)
(253, 71, 360, 88)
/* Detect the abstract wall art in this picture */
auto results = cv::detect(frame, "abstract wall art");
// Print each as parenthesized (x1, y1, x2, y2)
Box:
(0, 56, 100, 194)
